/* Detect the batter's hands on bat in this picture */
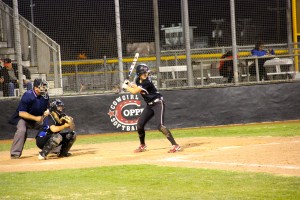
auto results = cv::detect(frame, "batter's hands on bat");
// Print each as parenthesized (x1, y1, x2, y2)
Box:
(122, 82, 128, 90)
(124, 79, 130, 85)
(123, 79, 131, 90)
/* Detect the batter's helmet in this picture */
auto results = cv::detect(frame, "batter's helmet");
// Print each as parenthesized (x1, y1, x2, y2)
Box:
(136, 64, 150, 76)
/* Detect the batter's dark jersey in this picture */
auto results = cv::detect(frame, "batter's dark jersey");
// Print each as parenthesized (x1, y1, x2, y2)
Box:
(9, 90, 49, 125)
(135, 77, 162, 103)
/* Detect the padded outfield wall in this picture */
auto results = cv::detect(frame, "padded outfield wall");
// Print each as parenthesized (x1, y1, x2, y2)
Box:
(1, 82, 300, 140)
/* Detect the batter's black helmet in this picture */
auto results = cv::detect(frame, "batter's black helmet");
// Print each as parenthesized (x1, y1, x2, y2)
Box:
(136, 64, 150, 76)
(50, 99, 65, 115)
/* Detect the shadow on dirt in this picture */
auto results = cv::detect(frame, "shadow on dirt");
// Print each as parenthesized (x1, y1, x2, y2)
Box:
(181, 142, 207, 149)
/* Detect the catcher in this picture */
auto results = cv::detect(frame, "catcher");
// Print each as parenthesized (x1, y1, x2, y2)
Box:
(35, 99, 76, 160)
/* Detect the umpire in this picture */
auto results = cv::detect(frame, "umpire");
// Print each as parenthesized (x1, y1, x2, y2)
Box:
(9, 79, 50, 159)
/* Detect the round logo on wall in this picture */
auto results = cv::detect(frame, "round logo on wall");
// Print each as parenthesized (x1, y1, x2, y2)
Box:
(107, 94, 143, 131)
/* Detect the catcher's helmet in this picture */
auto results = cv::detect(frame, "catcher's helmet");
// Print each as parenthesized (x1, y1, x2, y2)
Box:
(50, 99, 65, 115)
(136, 64, 150, 76)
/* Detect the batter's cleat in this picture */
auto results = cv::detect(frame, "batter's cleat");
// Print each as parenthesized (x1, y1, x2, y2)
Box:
(11, 155, 20, 159)
(38, 152, 47, 160)
(168, 145, 182, 153)
(134, 144, 147, 153)
(58, 152, 72, 158)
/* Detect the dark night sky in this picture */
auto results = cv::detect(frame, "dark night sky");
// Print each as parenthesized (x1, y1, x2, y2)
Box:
(2, 0, 287, 59)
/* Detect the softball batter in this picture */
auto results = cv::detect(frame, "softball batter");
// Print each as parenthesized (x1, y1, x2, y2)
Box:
(122, 63, 181, 153)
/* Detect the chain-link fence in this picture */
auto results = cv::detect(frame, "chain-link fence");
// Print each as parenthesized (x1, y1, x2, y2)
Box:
(0, 0, 299, 97)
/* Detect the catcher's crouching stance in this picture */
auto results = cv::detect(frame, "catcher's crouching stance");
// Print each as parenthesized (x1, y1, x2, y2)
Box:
(35, 99, 76, 160)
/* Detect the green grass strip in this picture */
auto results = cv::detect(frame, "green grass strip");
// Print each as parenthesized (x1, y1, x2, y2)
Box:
(0, 165, 299, 200)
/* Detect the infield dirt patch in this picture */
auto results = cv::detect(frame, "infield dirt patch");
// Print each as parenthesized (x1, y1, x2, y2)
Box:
(1, 136, 300, 176)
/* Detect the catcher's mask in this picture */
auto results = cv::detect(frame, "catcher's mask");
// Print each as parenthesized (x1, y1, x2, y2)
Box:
(136, 64, 150, 77)
(34, 79, 49, 99)
(50, 99, 65, 116)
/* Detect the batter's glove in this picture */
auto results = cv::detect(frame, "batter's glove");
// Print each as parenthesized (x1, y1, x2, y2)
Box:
(61, 115, 75, 131)
(124, 79, 130, 85)
(122, 80, 129, 91)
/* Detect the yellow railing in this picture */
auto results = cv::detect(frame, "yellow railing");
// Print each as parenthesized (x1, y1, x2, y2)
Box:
(292, 0, 299, 71)
(61, 50, 290, 67)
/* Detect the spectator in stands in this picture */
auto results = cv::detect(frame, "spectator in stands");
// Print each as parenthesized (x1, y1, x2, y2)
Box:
(0, 59, 3, 93)
(0, 58, 3, 70)
(219, 50, 234, 83)
(250, 41, 275, 80)
(0, 58, 32, 96)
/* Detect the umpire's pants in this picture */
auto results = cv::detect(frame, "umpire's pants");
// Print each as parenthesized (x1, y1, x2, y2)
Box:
(10, 119, 42, 157)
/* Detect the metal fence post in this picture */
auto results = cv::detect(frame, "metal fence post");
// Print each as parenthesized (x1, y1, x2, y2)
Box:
(75, 64, 79, 92)
(230, 0, 239, 84)
(12, 0, 24, 95)
(153, 0, 161, 88)
(255, 57, 260, 82)
(200, 62, 204, 86)
(182, 0, 194, 87)
(104, 56, 108, 91)
(114, 0, 124, 90)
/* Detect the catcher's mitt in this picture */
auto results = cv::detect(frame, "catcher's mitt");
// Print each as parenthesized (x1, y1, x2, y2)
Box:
(61, 115, 76, 131)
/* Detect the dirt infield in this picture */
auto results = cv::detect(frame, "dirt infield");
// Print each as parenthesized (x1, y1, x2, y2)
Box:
(1, 136, 300, 176)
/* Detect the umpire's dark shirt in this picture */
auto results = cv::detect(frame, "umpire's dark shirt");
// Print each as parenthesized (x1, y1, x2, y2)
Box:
(9, 89, 49, 125)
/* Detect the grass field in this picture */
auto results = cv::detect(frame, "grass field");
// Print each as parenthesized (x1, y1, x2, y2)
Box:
(1, 121, 300, 199)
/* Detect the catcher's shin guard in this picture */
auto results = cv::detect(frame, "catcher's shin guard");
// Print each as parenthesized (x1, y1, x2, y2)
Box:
(59, 131, 77, 156)
(41, 134, 62, 156)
